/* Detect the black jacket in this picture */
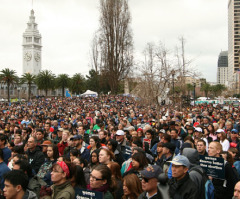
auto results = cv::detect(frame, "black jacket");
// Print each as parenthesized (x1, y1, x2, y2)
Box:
(138, 190, 162, 199)
(212, 162, 237, 199)
(168, 172, 198, 199)
(26, 146, 45, 174)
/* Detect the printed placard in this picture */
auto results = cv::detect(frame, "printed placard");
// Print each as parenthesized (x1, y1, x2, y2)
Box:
(199, 155, 225, 180)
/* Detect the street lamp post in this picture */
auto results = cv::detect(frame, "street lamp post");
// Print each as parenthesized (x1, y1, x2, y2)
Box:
(193, 82, 196, 106)
(171, 70, 175, 106)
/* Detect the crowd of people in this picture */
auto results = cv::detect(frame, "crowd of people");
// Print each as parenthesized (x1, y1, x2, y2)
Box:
(0, 96, 240, 198)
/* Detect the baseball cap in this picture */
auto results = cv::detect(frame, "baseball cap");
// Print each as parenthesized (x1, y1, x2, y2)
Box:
(231, 129, 238, 134)
(140, 165, 162, 179)
(168, 155, 190, 168)
(58, 128, 64, 132)
(216, 129, 224, 133)
(116, 130, 124, 136)
(41, 140, 52, 146)
(70, 135, 82, 140)
(159, 129, 166, 134)
(194, 127, 202, 133)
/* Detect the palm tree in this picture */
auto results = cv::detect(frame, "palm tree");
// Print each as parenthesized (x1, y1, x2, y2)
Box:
(69, 73, 85, 95)
(56, 74, 70, 97)
(186, 83, 194, 96)
(200, 83, 211, 98)
(211, 84, 226, 97)
(35, 70, 55, 96)
(21, 73, 36, 101)
(0, 68, 18, 102)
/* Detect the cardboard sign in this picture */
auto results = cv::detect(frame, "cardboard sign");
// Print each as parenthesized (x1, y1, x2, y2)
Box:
(75, 189, 103, 199)
(199, 155, 225, 180)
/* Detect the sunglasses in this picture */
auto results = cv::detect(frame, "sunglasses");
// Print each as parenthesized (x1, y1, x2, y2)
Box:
(142, 177, 149, 183)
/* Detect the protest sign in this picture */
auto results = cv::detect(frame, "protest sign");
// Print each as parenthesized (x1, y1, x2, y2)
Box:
(75, 189, 103, 199)
(199, 155, 225, 180)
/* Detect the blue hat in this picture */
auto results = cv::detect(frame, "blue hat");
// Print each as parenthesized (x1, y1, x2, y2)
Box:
(70, 135, 82, 140)
(231, 129, 238, 134)
(140, 165, 162, 179)
(168, 155, 190, 168)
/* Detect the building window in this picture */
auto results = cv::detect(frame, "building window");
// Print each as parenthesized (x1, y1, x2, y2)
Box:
(26, 37, 32, 42)
(34, 38, 39, 43)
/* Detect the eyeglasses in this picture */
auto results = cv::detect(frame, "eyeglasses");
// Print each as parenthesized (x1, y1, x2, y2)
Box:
(90, 174, 103, 181)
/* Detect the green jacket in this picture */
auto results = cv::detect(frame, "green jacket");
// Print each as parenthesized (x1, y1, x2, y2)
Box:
(52, 181, 75, 199)
(104, 191, 114, 199)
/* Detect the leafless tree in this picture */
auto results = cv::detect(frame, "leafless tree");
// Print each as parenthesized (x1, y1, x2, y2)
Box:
(90, 0, 133, 94)
(132, 38, 200, 110)
(132, 42, 176, 111)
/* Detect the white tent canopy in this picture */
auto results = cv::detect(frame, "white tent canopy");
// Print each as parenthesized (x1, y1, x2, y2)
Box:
(81, 90, 98, 97)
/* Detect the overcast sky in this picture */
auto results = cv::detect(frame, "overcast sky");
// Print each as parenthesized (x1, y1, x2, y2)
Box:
(0, 0, 228, 82)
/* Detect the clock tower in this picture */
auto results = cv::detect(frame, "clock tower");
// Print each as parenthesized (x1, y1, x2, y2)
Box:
(22, 10, 42, 75)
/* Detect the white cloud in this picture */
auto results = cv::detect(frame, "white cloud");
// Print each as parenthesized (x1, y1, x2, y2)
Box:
(0, 0, 228, 82)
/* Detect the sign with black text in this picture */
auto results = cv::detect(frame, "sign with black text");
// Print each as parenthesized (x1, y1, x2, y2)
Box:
(75, 189, 104, 199)
(199, 155, 225, 180)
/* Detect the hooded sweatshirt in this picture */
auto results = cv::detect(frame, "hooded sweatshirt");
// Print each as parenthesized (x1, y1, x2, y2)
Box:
(182, 148, 203, 198)
(22, 190, 38, 199)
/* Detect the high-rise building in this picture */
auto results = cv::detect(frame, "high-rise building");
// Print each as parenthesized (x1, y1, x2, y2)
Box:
(217, 51, 228, 85)
(22, 10, 42, 75)
(228, 0, 240, 87)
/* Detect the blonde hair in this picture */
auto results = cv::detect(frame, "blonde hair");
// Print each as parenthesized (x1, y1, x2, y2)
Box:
(212, 141, 223, 152)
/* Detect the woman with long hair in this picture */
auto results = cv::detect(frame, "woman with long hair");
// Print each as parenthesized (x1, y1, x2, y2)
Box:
(107, 162, 123, 199)
(123, 152, 148, 181)
(208, 124, 217, 141)
(122, 174, 143, 199)
(73, 157, 91, 185)
(88, 164, 115, 199)
(217, 131, 230, 151)
(37, 144, 59, 179)
(89, 149, 100, 171)
(71, 165, 87, 198)
(155, 142, 164, 164)
(88, 136, 102, 154)
(202, 127, 213, 144)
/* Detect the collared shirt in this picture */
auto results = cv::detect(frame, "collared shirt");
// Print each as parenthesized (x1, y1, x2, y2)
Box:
(146, 192, 157, 199)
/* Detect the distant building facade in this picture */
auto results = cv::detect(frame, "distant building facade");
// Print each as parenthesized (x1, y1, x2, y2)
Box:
(228, 0, 240, 87)
(217, 51, 228, 85)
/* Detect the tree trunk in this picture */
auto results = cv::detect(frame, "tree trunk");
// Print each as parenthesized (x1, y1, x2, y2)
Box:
(28, 83, 31, 101)
(62, 87, 64, 98)
(45, 89, 48, 97)
(7, 82, 10, 103)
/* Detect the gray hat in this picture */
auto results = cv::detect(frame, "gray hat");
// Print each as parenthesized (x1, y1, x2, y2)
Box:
(168, 155, 190, 168)
(140, 165, 162, 179)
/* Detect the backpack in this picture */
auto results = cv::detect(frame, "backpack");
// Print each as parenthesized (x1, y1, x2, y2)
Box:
(190, 167, 214, 199)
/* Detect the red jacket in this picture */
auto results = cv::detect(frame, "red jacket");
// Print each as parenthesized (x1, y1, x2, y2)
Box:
(57, 141, 68, 156)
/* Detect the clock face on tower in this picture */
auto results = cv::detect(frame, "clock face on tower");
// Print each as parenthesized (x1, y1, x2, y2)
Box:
(24, 52, 32, 62)
(34, 52, 40, 62)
